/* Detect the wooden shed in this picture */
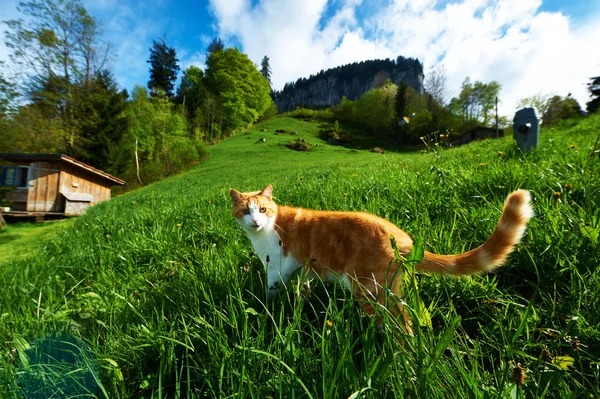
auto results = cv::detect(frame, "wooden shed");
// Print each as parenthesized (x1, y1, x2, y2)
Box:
(0, 153, 125, 218)
(450, 126, 505, 147)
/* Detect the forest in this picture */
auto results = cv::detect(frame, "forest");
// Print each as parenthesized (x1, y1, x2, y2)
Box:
(0, 1, 272, 190)
(0, 0, 598, 191)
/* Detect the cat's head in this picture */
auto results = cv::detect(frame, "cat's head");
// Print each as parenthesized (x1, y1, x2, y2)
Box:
(230, 185, 277, 233)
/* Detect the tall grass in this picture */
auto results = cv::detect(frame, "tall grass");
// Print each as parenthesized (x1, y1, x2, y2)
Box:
(1, 115, 599, 398)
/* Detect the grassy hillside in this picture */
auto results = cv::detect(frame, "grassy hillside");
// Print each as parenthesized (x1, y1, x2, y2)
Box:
(1, 116, 599, 398)
(0, 221, 73, 267)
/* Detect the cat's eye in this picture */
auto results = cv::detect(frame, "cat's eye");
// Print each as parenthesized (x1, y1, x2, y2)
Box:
(259, 207, 267, 213)
(242, 209, 250, 215)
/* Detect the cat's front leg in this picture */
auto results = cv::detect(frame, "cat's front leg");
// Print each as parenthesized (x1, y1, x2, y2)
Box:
(265, 255, 300, 298)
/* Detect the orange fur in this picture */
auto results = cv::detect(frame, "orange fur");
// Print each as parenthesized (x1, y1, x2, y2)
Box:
(230, 185, 533, 331)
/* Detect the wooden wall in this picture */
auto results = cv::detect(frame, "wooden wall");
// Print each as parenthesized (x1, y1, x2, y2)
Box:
(3, 158, 115, 214)
(27, 162, 61, 212)
(59, 163, 112, 203)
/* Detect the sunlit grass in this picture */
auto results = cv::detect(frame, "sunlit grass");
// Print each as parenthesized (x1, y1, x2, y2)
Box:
(0, 115, 599, 398)
(0, 220, 72, 267)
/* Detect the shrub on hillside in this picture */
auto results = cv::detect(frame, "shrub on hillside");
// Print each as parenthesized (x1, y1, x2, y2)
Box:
(285, 108, 334, 120)
(286, 138, 315, 151)
(257, 101, 278, 122)
(332, 96, 355, 122)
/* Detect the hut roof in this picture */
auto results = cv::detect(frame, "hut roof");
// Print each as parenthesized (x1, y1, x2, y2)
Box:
(0, 153, 125, 186)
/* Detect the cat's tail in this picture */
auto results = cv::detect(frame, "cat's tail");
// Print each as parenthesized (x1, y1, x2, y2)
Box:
(415, 190, 533, 276)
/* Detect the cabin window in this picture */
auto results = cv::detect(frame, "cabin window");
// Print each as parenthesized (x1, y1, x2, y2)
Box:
(1, 166, 29, 188)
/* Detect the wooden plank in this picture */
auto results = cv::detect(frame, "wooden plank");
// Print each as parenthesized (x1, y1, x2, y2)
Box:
(61, 171, 72, 193)
(36, 167, 48, 212)
(46, 170, 59, 211)
(5, 189, 27, 203)
(39, 162, 53, 212)
(27, 167, 39, 212)
(82, 178, 91, 195)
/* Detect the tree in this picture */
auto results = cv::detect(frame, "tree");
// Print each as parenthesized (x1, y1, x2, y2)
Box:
(72, 70, 129, 170)
(175, 66, 206, 121)
(0, 104, 64, 153)
(147, 37, 180, 98)
(540, 95, 583, 126)
(126, 86, 154, 184)
(448, 77, 501, 125)
(4, 0, 112, 150)
(515, 94, 555, 125)
(424, 64, 447, 105)
(0, 63, 18, 118)
(586, 76, 600, 114)
(260, 56, 272, 87)
(204, 48, 272, 133)
(353, 81, 397, 133)
(394, 82, 408, 121)
(207, 37, 224, 57)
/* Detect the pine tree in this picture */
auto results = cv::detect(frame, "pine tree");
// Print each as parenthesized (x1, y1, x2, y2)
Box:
(206, 37, 224, 58)
(73, 70, 129, 170)
(395, 82, 408, 121)
(147, 37, 180, 98)
(260, 56, 272, 86)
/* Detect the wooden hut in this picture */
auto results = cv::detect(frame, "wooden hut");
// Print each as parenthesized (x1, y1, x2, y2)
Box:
(449, 126, 505, 147)
(0, 153, 125, 218)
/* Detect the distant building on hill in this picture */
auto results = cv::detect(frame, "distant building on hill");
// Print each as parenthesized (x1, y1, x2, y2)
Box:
(0, 153, 125, 220)
(450, 126, 505, 147)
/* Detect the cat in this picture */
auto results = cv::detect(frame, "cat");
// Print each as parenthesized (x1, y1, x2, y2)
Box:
(230, 185, 533, 331)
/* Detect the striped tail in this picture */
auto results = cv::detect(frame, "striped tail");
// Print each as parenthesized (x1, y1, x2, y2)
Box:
(415, 190, 533, 276)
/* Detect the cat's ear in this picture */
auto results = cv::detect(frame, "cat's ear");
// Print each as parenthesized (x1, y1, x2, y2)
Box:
(230, 189, 243, 203)
(260, 185, 273, 200)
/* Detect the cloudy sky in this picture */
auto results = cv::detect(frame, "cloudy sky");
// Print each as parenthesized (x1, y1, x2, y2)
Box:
(1, 0, 600, 116)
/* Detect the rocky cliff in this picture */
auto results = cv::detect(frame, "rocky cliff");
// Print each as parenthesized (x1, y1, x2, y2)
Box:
(273, 57, 424, 112)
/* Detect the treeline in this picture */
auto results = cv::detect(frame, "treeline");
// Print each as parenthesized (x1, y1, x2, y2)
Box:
(276, 56, 423, 94)
(285, 64, 598, 144)
(0, 1, 273, 190)
(286, 76, 503, 143)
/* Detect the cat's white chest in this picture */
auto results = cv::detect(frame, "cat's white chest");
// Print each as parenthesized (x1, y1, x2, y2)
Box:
(249, 232, 300, 296)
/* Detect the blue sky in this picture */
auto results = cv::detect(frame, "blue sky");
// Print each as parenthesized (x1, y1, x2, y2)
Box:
(1, 0, 600, 116)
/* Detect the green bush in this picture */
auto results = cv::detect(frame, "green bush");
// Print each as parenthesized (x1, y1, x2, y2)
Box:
(284, 108, 334, 120)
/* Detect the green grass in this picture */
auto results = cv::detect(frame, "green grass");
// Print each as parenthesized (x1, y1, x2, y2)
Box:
(0, 220, 73, 267)
(1, 115, 599, 398)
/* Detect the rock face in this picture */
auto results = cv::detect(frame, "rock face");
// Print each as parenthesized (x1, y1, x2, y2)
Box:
(273, 57, 424, 112)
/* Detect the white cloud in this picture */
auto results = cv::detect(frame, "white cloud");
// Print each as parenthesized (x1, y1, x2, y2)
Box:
(209, 0, 600, 117)
(2, 0, 598, 118)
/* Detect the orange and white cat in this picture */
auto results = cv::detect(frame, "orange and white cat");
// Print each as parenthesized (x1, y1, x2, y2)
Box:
(230, 185, 532, 329)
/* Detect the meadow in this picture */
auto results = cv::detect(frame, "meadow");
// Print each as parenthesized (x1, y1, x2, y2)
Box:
(0, 115, 599, 398)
